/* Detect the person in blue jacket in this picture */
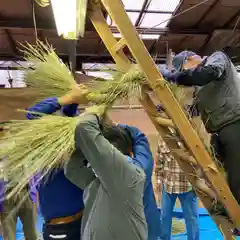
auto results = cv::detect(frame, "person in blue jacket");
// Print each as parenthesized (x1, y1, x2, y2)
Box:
(120, 124, 161, 240)
(26, 96, 84, 240)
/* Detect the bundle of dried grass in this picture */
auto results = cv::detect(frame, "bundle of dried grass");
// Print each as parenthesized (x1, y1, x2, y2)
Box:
(20, 40, 76, 99)
(0, 114, 80, 199)
(1, 41, 149, 197)
(19, 41, 147, 106)
(172, 218, 186, 235)
(87, 66, 147, 105)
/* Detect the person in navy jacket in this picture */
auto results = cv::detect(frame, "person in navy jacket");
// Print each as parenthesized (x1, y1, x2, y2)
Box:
(120, 124, 161, 240)
(26, 97, 84, 240)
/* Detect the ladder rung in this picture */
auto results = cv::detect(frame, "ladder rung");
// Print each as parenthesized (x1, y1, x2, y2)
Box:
(111, 38, 127, 54)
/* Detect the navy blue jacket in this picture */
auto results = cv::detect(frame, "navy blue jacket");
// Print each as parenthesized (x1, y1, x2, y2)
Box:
(27, 97, 84, 221)
(120, 125, 161, 240)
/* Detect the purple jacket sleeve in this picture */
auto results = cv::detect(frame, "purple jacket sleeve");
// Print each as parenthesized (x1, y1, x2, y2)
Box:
(0, 181, 4, 211)
(29, 173, 42, 203)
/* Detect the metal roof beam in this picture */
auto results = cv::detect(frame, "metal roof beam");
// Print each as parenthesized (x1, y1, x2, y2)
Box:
(223, 10, 240, 28)
(4, 29, 19, 56)
(135, 0, 151, 27)
(0, 53, 167, 66)
(195, 0, 220, 27)
(0, 18, 217, 35)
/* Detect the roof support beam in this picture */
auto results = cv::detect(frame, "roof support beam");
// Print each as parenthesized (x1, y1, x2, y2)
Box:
(135, 0, 151, 27)
(0, 53, 167, 66)
(223, 9, 240, 28)
(0, 18, 213, 34)
(110, 26, 209, 35)
(195, 0, 219, 27)
(4, 29, 19, 56)
(67, 40, 77, 74)
(126, 9, 173, 14)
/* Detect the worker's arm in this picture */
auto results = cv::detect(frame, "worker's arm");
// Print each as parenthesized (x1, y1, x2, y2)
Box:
(74, 114, 145, 192)
(119, 125, 153, 181)
(160, 51, 229, 86)
(64, 150, 96, 189)
(26, 97, 79, 119)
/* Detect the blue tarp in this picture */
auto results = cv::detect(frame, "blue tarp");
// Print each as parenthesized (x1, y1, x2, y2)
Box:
(1, 208, 239, 240)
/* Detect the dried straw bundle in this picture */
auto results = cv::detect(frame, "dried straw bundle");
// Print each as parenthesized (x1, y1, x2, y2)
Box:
(20, 40, 76, 99)
(0, 114, 80, 199)
(1, 41, 149, 197)
(19, 41, 147, 106)
(87, 66, 148, 105)
(172, 218, 186, 235)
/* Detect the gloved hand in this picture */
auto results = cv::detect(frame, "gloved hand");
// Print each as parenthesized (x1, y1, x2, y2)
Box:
(157, 65, 178, 82)
(158, 65, 171, 76)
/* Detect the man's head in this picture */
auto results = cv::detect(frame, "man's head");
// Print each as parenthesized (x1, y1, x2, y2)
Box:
(173, 51, 203, 72)
(101, 124, 133, 156)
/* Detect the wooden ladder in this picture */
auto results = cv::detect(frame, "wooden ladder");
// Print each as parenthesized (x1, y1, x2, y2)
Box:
(88, 0, 240, 238)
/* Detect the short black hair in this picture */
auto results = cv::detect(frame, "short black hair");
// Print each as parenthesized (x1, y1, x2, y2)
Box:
(101, 124, 133, 155)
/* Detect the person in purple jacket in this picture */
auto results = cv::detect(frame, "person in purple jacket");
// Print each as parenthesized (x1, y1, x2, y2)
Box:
(26, 94, 85, 240)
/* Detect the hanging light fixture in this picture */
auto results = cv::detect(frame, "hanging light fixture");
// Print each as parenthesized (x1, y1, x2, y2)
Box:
(50, 0, 88, 39)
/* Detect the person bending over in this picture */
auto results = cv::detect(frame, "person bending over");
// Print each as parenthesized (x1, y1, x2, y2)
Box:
(64, 104, 148, 239)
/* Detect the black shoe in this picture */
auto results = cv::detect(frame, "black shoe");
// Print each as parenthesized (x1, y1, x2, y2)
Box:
(233, 228, 240, 236)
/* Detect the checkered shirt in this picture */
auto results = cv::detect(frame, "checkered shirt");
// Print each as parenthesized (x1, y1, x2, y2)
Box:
(156, 137, 192, 194)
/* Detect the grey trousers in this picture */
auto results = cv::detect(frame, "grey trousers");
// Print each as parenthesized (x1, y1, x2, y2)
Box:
(0, 188, 37, 240)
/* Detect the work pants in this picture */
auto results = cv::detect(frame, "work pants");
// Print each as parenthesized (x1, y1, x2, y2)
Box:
(160, 187, 200, 240)
(42, 218, 81, 240)
(215, 120, 240, 204)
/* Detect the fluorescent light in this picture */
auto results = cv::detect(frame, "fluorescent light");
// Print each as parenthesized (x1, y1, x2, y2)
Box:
(50, 0, 87, 39)
(113, 33, 160, 40)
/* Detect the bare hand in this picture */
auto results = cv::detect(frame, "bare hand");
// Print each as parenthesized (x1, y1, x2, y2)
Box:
(70, 84, 89, 104)
(59, 84, 89, 105)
